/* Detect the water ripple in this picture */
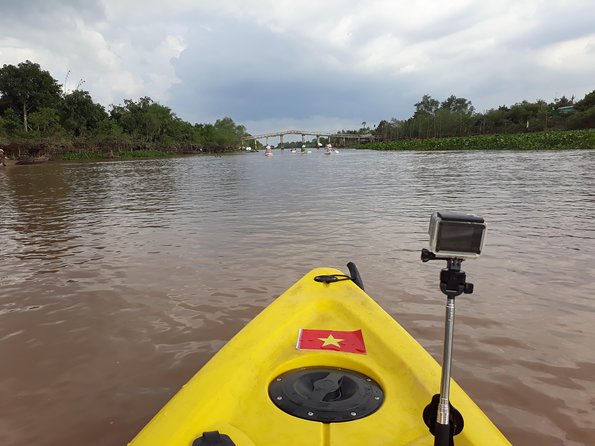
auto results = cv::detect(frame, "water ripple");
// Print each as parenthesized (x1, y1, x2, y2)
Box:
(1, 150, 594, 445)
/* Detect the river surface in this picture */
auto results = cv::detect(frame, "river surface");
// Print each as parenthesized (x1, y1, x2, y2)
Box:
(1, 149, 594, 445)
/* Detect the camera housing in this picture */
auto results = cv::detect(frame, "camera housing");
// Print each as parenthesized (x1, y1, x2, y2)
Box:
(428, 211, 486, 259)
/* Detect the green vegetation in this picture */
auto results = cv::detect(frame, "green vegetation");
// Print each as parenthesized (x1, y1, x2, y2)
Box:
(59, 149, 172, 161)
(0, 60, 249, 161)
(360, 129, 595, 151)
(2, 60, 594, 158)
(344, 92, 595, 150)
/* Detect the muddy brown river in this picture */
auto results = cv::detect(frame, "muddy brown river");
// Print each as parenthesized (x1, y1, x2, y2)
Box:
(1, 149, 594, 445)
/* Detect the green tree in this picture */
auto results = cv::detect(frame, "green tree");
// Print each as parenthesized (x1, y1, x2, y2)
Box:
(60, 90, 107, 136)
(552, 95, 574, 108)
(481, 106, 511, 133)
(373, 119, 404, 140)
(440, 95, 475, 114)
(566, 107, 595, 129)
(143, 102, 174, 142)
(0, 60, 62, 131)
(414, 94, 440, 116)
(194, 123, 215, 145)
(435, 96, 476, 136)
(110, 97, 177, 142)
(565, 91, 595, 129)
(574, 90, 595, 112)
(91, 118, 132, 149)
(212, 117, 247, 147)
(412, 95, 441, 138)
(28, 107, 62, 134)
(506, 101, 542, 131)
(374, 119, 391, 140)
(0, 107, 22, 135)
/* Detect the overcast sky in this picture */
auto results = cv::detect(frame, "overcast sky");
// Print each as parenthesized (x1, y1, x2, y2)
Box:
(1, 0, 594, 135)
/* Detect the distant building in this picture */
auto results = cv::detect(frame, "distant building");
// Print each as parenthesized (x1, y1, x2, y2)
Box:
(555, 106, 576, 115)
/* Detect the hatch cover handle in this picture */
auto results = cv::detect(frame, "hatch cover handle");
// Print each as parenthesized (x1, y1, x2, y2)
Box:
(193, 431, 236, 446)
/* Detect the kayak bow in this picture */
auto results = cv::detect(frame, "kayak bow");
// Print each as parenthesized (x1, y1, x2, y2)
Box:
(130, 267, 510, 446)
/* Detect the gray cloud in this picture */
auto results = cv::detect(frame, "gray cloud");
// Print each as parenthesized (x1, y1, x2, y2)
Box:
(0, 0, 105, 24)
(1, 0, 594, 134)
(169, 15, 372, 122)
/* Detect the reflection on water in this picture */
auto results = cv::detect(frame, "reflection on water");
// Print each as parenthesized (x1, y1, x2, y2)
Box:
(1, 150, 594, 445)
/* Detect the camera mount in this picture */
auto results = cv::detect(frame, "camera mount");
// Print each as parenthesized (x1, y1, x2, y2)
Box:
(421, 249, 474, 298)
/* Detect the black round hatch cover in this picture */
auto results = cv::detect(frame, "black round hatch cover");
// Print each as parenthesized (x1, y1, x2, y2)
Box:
(268, 367, 384, 422)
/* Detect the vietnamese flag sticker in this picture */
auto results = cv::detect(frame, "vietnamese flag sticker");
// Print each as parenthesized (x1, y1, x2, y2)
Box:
(296, 329, 366, 354)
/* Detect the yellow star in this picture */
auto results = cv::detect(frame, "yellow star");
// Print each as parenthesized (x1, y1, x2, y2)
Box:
(318, 334, 344, 348)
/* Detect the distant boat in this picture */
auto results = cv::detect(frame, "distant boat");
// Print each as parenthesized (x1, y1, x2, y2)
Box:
(325, 144, 339, 154)
(265, 146, 273, 157)
(15, 155, 50, 165)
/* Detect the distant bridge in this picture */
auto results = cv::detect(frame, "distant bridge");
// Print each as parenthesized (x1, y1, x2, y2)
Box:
(242, 129, 373, 148)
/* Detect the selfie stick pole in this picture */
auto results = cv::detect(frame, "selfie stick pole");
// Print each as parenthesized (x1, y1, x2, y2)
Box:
(422, 250, 474, 446)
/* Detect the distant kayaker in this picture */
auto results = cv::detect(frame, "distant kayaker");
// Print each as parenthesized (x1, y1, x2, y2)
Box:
(0, 149, 6, 167)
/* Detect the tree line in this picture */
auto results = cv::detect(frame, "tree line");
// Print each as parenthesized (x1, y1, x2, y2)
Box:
(360, 91, 595, 142)
(0, 60, 249, 159)
(2, 60, 594, 158)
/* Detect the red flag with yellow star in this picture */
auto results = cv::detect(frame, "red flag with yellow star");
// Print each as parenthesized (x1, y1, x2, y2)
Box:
(296, 329, 366, 354)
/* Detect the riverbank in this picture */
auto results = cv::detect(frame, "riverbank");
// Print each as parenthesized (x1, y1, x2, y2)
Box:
(1, 158, 17, 167)
(0, 137, 241, 162)
(356, 129, 595, 151)
(59, 149, 175, 161)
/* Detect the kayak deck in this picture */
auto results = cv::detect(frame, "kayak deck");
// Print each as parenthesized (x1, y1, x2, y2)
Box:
(130, 268, 510, 445)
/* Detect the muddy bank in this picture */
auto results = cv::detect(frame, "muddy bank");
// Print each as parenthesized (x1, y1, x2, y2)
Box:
(0, 138, 240, 162)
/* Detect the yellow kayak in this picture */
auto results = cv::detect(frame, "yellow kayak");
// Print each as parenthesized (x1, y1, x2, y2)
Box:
(130, 267, 510, 446)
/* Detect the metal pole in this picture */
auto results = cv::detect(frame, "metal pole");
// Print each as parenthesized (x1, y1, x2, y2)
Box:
(433, 295, 456, 446)
(437, 296, 455, 425)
